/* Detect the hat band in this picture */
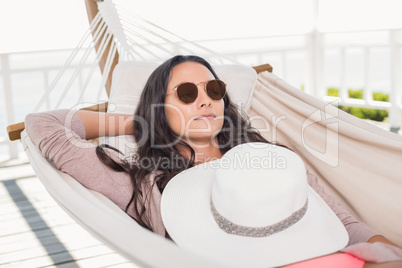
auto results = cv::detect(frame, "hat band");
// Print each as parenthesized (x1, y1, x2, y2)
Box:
(211, 199, 308, 237)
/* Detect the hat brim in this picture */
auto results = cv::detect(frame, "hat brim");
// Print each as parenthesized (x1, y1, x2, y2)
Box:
(161, 160, 349, 268)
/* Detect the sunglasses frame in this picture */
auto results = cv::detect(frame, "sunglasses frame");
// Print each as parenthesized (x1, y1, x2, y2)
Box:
(166, 79, 227, 104)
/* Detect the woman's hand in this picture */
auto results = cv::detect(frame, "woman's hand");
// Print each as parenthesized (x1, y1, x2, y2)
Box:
(368, 235, 400, 248)
(77, 110, 134, 140)
(364, 261, 402, 268)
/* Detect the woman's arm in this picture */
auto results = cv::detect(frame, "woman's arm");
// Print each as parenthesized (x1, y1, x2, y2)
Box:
(305, 169, 379, 245)
(24, 109, 134, 212)
(76, 110, 134, 140)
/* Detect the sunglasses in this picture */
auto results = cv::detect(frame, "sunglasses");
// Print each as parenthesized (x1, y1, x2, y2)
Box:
(167, 79, 227, 104)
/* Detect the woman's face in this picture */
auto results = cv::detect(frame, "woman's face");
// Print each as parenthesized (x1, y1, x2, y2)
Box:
(164, 61, 225, 145)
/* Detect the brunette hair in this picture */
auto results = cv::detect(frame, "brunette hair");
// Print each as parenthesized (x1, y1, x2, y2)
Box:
(96, 55, 277, 232)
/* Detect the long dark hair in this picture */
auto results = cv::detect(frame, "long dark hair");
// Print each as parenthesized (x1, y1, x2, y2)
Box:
(96, 55, 276, 232)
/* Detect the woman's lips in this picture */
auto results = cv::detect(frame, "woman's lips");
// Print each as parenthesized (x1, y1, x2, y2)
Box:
(195, 113, 216, 120)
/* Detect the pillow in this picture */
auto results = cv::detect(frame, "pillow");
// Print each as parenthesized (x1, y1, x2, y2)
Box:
(104, 61, 258, 157)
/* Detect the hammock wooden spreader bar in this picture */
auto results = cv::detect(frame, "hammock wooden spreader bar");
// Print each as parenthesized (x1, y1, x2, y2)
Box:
(85, 0, 119, 95)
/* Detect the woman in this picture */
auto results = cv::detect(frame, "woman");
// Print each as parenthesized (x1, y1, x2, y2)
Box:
(25, 55, 400, 265)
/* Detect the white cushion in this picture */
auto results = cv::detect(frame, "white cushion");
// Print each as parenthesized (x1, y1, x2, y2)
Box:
(104, 61, 257, 157)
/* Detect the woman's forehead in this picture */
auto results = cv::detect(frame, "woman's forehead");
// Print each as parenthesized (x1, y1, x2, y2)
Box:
(169, 62, 214, 82)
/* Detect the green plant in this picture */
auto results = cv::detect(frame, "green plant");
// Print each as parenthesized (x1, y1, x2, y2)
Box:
(373, 92, 389, 102)
(326, 88, 389, 122)
(348, 89, 363, 99)
(327, 87, 338, 97)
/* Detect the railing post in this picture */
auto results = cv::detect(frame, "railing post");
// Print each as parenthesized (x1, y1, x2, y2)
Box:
(307, 32, 324, 98)
(364, 47, 373, 103)
(339, 48, 348, 102)
(307, 0, 324, 98)
(1, 54, 19, 159)
(389, 29, 401, 133)
(281, 52, 287, 81)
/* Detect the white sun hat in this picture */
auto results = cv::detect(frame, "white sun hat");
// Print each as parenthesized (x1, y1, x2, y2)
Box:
(161, 142, 348, 268)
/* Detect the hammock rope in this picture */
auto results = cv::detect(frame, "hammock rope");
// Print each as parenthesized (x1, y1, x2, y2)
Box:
(32, 0, 243, 113)
(33, 13, 103, 112)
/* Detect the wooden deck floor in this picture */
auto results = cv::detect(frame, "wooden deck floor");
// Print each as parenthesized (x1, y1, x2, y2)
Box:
(0, 159, 138, 268)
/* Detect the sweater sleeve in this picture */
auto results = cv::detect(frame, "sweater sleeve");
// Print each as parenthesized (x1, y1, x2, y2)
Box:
(306, 169, 379, 246)
(24, 109, 133, 212)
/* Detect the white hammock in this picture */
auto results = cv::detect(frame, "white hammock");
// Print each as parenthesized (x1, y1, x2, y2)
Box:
(14, 0, 402, 267)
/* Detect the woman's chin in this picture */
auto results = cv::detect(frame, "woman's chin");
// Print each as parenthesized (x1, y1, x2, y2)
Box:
(182, 133, 219, 147)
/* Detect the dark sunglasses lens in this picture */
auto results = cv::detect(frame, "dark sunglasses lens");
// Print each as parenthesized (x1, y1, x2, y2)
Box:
(177, 83, 198, 103)
(206, 80, 226, 100)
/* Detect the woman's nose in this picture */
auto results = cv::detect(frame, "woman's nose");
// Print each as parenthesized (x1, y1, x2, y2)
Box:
(196, 85, 212, 108)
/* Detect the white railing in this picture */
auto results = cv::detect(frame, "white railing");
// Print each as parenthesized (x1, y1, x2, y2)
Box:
(1, 29, 401, 159)
(0, 49, 102, 159)
(319, 29, 402, 132)
(191, 29, 402, 131)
